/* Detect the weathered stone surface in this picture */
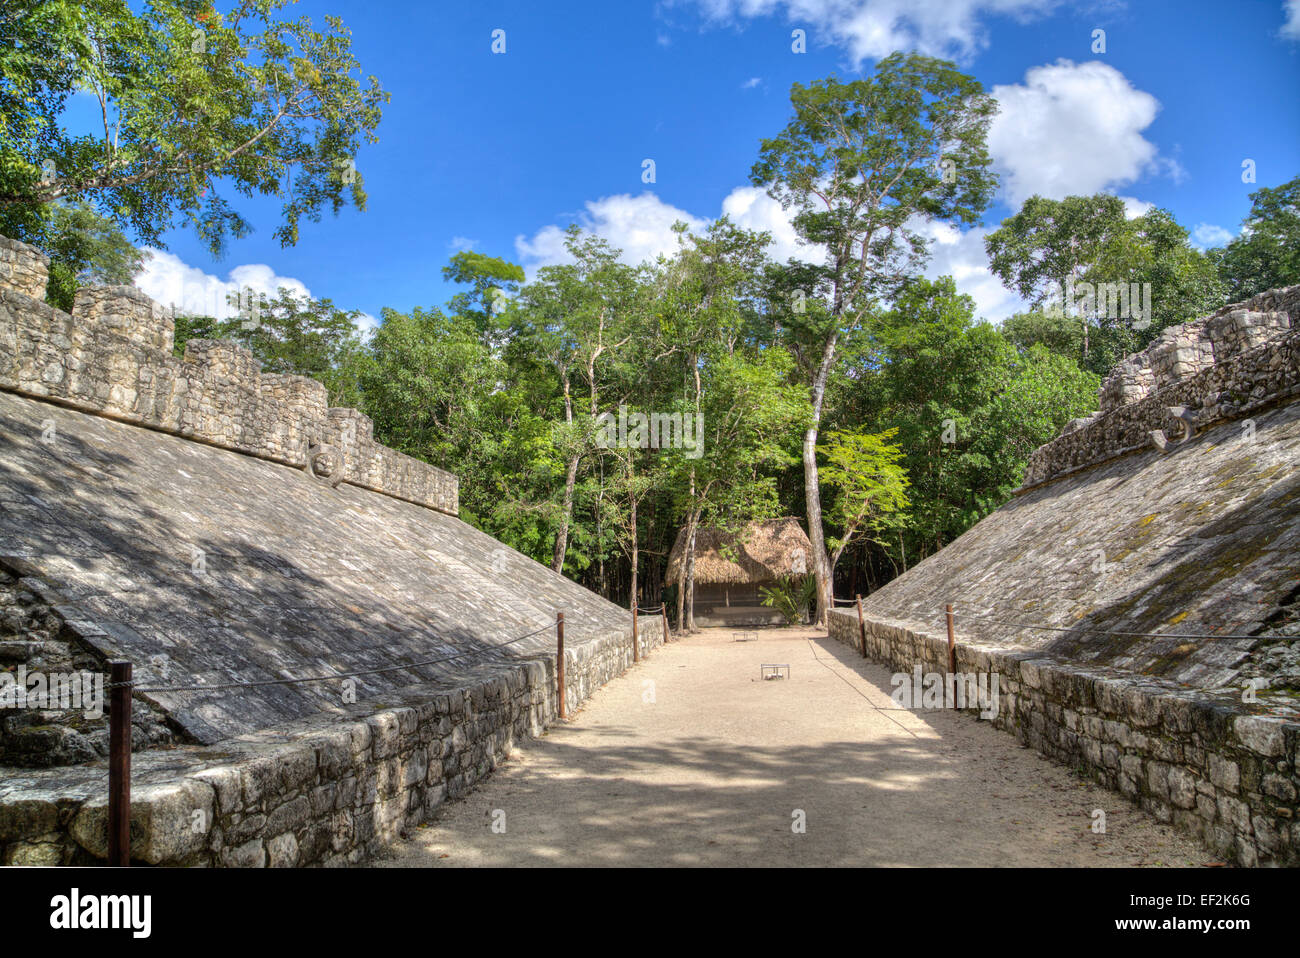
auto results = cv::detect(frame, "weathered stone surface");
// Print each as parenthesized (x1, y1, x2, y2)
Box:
(825, 302, 1300, 864)
(1027, 285, 1298, 487)
(0, 233, 457, 516)
(829, 610, 1300, 866)
(0, 386, 635, 743)
(0, 235, 48, 300)
(0, 231, 659, 866)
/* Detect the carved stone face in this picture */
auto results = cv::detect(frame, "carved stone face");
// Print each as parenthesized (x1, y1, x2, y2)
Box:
(311, 451, 336, 477)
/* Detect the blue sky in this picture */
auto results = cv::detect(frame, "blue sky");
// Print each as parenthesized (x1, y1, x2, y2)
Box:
(121, 0, 1300, 329)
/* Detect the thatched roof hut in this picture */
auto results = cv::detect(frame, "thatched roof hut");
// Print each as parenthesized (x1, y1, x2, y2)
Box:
(666, 517, 813, 586)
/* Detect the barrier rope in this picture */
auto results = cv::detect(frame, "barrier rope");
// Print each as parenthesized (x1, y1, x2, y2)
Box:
(109, 622, 559, 693)
(934, 610, 1297, 642)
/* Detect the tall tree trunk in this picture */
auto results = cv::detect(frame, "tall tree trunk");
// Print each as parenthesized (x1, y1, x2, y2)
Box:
(627, 451, 639, 614)
(629, 492, 639, 614)
(685, 517, 698, 633)
(675, 506, 699, 633)
(803, 332, 839, 627)
(552, 377, 577, 574)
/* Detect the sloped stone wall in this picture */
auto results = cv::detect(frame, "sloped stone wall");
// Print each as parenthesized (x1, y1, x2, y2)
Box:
(1023, 287, 1300, 489)
(0, 614, 661, 867)
(0, 230, 665, 866)
(828, 609, 1299, 866)
(0, 234, 457, 516)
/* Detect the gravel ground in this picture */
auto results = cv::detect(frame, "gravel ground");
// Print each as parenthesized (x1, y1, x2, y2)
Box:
(375, 626, 1215, 867)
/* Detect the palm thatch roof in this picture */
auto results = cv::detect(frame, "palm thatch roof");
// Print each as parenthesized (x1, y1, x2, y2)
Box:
(665, 517, 813, 586)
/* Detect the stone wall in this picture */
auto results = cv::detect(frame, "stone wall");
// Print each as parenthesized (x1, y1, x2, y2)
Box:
(0, 564, 180, 768)
(1023, 286, 1300, 489)
(828, 609, 1300, 866)
(0, 230, 666, 866)
(0, 234, 457, 516)
(0, 236, 49, 300)
(0, 615, 663, 867)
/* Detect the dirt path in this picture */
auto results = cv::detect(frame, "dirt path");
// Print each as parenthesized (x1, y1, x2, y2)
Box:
(375, 627, 1213, 867)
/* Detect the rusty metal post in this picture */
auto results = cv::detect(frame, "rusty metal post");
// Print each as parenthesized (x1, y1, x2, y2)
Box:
(556, 612, 566, 720)
(855, 594, 868, 659)
(946, 604, 958, 707)
(632, 603, 640, 663)
(108, 660, 132, 867)
(660, 602, 669, 644)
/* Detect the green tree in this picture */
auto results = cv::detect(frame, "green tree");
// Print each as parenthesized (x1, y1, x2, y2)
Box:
(1209, 176, 1300, 300)
(40, 200, 144, 311)
(752, 54, 998, 624)
(999, 309, 1083, 361)
(836, 276, 1098, 574)
(986, 196, 1225, 373)
(512, 227, 638, 574)
(442, 250, 525, 348)
(0, 0, 387, 256)
(819, 428, 910, 586)
(173, 288, 369, 406)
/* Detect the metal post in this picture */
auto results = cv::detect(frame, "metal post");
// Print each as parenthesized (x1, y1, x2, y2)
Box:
(108, 660, 132, 867)
(946, 604, 958, 707)
(855, 594, 868, 659)
(660, 602, 669, 645)
(556, 612, 566, 720)
(632, 603, 640, 663)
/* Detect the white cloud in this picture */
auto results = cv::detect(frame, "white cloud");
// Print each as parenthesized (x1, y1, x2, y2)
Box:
(741, 76, 762, 89)
(517, 187, 1025, 321)
(1283, 0, 1300, 40)
(448, 236, 478, 251)
(136, 248, 310, 320)
(515, 193, 708, 272)
(679, 0, 1058, 63)
(988, 60, 1170, 207)
(719, 185, 815, 263)
(915, 219, 1030, 321)
(1191, 223, 1234, 250)
(135, 248, 377, 338)
(1119, 196, 1154, 219)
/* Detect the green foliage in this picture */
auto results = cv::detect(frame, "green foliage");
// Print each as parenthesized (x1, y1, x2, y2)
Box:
(442, 250, 526, 346)
(985, 195, 1225, 375)
(835, 276, 1099, 569)
(750, 53, 999, 621)
(999, 309, 1083, 360)
(0, 0, 388, 256)
(819, 427, 910, 571)
(1209, 176, 1300, 300)
(40, 200, 144, 311)
(173, 288, 368, 406)
(759, 575, 817, 625)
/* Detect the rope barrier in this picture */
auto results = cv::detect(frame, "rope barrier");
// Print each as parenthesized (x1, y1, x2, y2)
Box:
(936, 611, 1297, 642)
(110, 622, 559, 694)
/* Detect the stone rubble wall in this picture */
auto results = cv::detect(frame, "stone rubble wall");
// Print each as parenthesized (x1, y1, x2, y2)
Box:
(828, 609, 1300, 866)
(0, 234, 457, 516)
(1023, 286, 1300, 489)
(0, 615, 663, 867)
(0, 565, 179, 767)
(0, 236, 49, 301)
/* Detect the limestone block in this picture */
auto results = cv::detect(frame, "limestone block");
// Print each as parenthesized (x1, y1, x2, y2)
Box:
(73, 285, 175, 355)
(0, 235, 49, 299)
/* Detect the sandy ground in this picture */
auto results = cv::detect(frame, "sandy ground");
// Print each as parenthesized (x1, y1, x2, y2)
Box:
(374, 627, 1214, 867)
